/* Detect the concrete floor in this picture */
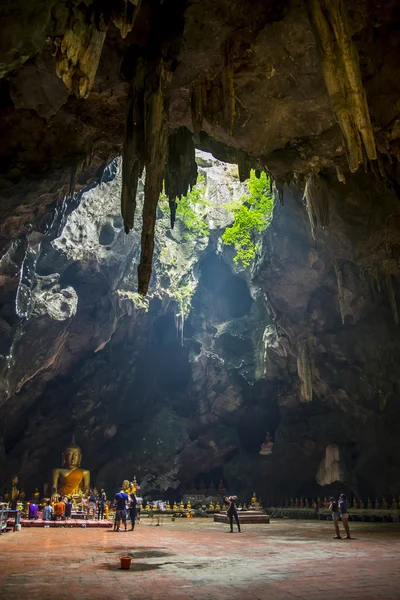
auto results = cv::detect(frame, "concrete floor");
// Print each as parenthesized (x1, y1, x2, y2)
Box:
(0, 519, 399, 599)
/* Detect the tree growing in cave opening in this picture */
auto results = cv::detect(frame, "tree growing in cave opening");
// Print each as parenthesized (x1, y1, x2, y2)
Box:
(222, 171, 274, 268)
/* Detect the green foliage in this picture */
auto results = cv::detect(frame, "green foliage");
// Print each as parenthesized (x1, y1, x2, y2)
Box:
(173, 283, 195, 320)
(160, 175, 209, 240)
(222, 170, 273, 268)
(176, 175, 209, 240)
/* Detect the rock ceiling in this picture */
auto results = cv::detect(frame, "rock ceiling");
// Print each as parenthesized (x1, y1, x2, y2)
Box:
(0, 0, 400, 292)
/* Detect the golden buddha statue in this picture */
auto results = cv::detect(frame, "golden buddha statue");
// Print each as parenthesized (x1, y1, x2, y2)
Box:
(179, 501, 184, 511)
(51, 436, 90, 500)
(215, 502, 221, 511)
(382, 497, 388, 510)
(209, 502, 214, 510)
(187, 500, 192, 511)
(166, 501, 171, 510)
(367, 497, 373, 509)
(11, 475, 19, 500)
(33, 488, 40, 503)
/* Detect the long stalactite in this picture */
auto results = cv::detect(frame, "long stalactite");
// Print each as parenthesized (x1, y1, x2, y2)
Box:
(308, 0, 377, 172)
(165, 127, 198, 229)
(137, 59, 172, 295)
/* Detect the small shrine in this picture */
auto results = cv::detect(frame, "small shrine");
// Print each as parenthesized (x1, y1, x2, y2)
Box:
(259, 432, 274, 456)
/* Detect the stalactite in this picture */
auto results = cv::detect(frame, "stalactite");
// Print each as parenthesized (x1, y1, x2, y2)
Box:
(191, 81, 207, 134)
(308, 0, 377, 172)
(221, 39, 236, 135)
(121, 77, 145, 233)
(385, 274, 398, 325)
(111, 0, 142, 39)
(297, 341, 313, 402)
(238, 151, 251, 182)
(137, 59, 172, 295)
(164, 127, 198, 229)
(304, 170, 329, 237)
(56, 11, 107, 99)
(334, 260, 345, 325)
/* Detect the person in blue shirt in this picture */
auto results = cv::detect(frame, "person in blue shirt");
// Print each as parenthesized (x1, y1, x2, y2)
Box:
(339, 493, 351, 539)
(42, 500, 53, 521)
(114, 490, 129, 531)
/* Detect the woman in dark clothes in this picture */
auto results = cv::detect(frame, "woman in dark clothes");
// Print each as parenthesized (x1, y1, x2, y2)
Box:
(97, 489, 106, 520)
(223, 495, 241, 533)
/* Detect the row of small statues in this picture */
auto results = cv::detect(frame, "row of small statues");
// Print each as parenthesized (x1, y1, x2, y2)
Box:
(281, 496, 400, 510)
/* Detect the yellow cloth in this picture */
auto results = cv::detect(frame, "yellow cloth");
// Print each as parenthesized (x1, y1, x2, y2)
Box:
(59, 468, 84, 496)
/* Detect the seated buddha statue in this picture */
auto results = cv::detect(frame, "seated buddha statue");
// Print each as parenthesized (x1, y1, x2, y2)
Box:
(259, 432, 274, 456)
(51, 436, 90, 500)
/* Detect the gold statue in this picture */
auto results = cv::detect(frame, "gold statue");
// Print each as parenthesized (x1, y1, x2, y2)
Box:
(367, 497, 373, 509)
(33, 488, 40, 503)
(11, 475, 19, 500)
(166, 501, 171, 510)
(186, 500, 192, 511)
(215, 502, 221, 511)
(51, 436, 90, 500)
(173, 501, 178, 511)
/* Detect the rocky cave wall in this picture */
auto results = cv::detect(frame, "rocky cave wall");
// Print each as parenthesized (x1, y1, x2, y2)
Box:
(1, 152, 400, 503)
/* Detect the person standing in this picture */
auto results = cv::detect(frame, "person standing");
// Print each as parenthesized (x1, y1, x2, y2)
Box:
(65, 498, 73, 519)
(339, 494, 351, 539)
(87, 490, 97, 519)
(114, 489, 129, 532)
(329, 496, 341, 539)
(129, 492, 137, 531)
(223, 495, 241, 533)
(97, 489, 107, 520)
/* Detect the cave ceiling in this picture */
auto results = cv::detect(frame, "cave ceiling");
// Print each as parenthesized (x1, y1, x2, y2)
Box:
(0, 0, 400, 292)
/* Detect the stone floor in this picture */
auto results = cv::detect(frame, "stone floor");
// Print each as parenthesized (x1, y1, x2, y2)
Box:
(0, 519, 399, 599)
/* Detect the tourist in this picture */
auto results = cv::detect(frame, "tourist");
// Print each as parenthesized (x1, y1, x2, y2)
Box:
(339, 493, 351, 539)
(114, 488, 129, 532)
(129, 492, 137, 531)
(65, 498, 73, 519)
(97, 489, 107, 520)
(329, 496, 341, 539)
(42, 500, 53, 521)
(223, 495, 241, 533)
(28, 502, 39, 520)
(54, 496, 66, 520)
(87, 490, 97, 519)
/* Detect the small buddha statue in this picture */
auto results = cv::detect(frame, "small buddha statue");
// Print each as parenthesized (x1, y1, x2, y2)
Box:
(179, 501, 184, 511)
(367, 497, 373, 509)
(239, 503, 243, 509)
(209, 502, 214, 511)
(215, 502, 221, 511)
(375, 498, 380, 509)
(359, 499, 364, 509)
(11, 475, 20, 501)
(299, 498, 304, 508)
(166, 501, 171, 510)
(305, 498, 309, 508)
(382, 497, 388, 510)
(145, 502, 151, 511)
(51, 436, 90, 500)
(251, 491, 257, 506)
(295, 497, 299, 508)
(218, 479, 227, 494)
(173, 501, 178, 511)
(33, 488, 40, 503)
(289, 497, 294, 508)
(243, 503, 247, 510)
(187, 500, 192, 511)
(352, 497, 358, 510)
(19, 487, 26, 500)
(390, 498, 397, 510)
(132, 476, 138, 493)
(323, 496, 328, 507)
(259, 431, 274, 456)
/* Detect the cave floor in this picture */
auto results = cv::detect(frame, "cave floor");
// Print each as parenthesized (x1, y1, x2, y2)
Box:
(0, 519, 399, 599)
